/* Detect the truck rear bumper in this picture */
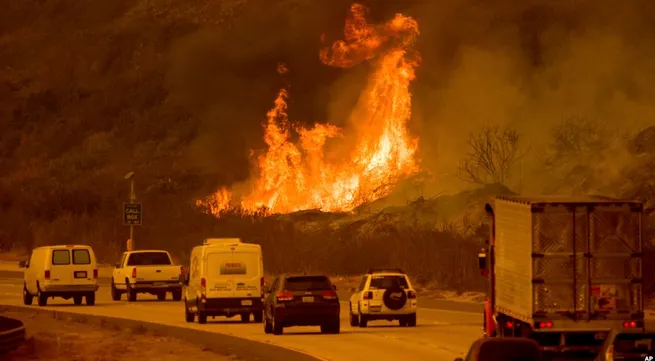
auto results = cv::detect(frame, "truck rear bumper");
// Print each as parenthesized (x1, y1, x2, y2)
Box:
(131, 281, 182, 291)
(199, 297, 263, 316)
(42, 284, 98, 293)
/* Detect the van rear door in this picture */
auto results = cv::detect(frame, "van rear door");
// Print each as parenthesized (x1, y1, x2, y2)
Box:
(232, 248, 262, 299)
(204, 251, 235, 298)
(70, 247, 95, 285)
(49, 248, 73, 285)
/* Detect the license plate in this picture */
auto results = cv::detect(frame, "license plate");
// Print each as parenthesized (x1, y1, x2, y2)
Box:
(302, 296, 314, 303)
(241, 300, 253, 306)
(74, 271, 87, 278)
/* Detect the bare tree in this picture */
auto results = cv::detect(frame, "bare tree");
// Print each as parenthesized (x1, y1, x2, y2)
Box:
(458, 125, 522, 185)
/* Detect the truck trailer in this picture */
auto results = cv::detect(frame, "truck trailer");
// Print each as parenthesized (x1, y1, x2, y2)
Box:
(478, 196, 644, 359)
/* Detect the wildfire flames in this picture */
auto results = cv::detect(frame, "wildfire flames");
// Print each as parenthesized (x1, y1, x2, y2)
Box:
(198, 3, 421, 215)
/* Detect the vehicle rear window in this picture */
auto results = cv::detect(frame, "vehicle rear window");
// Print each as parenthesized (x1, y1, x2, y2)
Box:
(72, 249, 91, 265)
(284, 276, 332, 291)
(126, 252, 171, 266)
(614, 333, 655, 353)
(369, 275, 409, 289)
(52, 250, 70, 265)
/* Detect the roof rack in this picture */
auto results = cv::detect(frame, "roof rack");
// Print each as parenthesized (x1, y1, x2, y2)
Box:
(366, 268, 405, 274)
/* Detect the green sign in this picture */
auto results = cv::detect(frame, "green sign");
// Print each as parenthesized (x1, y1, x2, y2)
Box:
(123, 203, 142, 226)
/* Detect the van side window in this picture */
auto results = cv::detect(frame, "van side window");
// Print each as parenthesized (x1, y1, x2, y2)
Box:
(52, 250, 70, 265)
(72, 249, 91, 265)
(117, 253, 126, 268)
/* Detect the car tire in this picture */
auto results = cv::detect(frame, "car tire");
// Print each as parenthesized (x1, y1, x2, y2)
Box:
(74, 295, 83, 305)
(172, 290, 182, 301)
(272, 314, 283, 335)
(349, 303, 359, 327)
(86, 292, 96, 306)
(37, 289, 48, 307)
(22, 284, 33, 306)
(110, 280, 121, 301)
(240, 313, 250, 322)
(184, 300, 194, 323)
(407, 313, 416, 327)
(157, 292, 166, 301)
(253, 311, 263, 323)
(198, 312, 207, 324)
(326, 318, 340, 334)
(263, 313, 273, 334)
(127, 284, 137, 302)
(358, 305, 368, 328)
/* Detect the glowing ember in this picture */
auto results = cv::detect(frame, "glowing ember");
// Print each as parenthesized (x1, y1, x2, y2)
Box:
(198, 3, 421, 215)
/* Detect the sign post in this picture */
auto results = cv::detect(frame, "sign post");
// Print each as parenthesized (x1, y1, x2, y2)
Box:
(123, 172, 141, 250)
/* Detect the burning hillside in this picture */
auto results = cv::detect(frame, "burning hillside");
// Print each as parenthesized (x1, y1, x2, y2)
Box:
(197, 3, 421, 216)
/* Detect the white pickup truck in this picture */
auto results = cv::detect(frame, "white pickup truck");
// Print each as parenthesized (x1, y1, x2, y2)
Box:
(110, 250, 183, 302)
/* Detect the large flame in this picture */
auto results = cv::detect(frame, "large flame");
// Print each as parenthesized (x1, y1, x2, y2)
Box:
(198, 3, 420, 215)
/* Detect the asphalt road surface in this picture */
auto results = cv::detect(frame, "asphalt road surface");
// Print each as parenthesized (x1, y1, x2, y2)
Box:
(0, 277, 482, 361)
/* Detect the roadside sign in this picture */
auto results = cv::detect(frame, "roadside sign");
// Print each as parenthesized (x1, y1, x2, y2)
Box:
(123, 203, 142, 226)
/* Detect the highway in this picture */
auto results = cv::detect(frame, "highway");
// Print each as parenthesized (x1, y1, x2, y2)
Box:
(0, 276, 482, 361)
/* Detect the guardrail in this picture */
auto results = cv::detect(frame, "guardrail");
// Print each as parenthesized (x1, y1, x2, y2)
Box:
(0, 316, 26, 355)
(0, 305, 321, 361)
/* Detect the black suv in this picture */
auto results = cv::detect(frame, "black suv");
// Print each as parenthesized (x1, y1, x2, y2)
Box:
(263, 274, 340, 335)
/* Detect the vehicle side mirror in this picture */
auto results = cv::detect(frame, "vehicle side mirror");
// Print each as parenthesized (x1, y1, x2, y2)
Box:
(332, 284, 337, 291)
(18, 261, 27, 268)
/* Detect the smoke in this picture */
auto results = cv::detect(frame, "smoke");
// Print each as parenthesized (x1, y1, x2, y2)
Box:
(166, 0, 655, 199)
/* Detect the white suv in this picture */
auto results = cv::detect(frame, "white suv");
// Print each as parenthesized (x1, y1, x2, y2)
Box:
(348, 269, 417, 327)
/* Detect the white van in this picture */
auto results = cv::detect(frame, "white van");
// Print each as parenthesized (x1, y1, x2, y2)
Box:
(182, 238, 264, 324)
(19, 245, 99, 306)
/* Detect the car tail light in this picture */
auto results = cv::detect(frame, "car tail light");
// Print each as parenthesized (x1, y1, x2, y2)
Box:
(131, 267, 137, 278)
(538, 321, 553, 328)
(623, 320, 638, 328)
(276, 292, 294, 302)
(44, 270, 50, 280)
(363, 291, 373, 300)
(322, 290, 338, 300)
(200, 278, 207, 300)
(93, 269, 98, 279)
(180, 266, 184, 275)
(407, 290, 417, 299)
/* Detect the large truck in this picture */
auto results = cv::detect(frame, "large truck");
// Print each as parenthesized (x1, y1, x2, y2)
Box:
(478, 196, 645, 359)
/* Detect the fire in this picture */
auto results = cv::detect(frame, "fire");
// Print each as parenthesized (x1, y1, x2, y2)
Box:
(198, 3, 421, 215)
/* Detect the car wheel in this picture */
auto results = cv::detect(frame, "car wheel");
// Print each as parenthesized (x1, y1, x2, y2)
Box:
(22, 284, 33, 306)
(349, 303, 359, 327)
(172, 290, 182, 301)
(263, 312, 273, 334)
(407, 313, 416, 327)
(329, 317, 341, 334)
(157, 292, 166, 301)
(184, 300, 194, 323)
(127, 283, 137, 302)
(253, 311, 263, 323)
(86, 292, 96, 306)
(272, 314, 283, 335)
(110, 280, 121, 301)
(74, 295, 83, 305)
(37, 288, 48, 307)
(358, 304, 368, 328)
(198, 312, 207, 324)
(240, 313, 250, 322)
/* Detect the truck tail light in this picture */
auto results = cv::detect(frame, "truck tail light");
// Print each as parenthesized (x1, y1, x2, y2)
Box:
(44, 270, 50, 280)
(276, 292, 294, 302)
(200, 277, 207, 300)
(93, 269, 98, 279)
(407, 290, 417, 299)
(322, 290, 338, 300)
(363, 291, 373, 300)
(623, 321, 638, 328)
(131, 267, 137, 278)
(536, 321, 553, 329)
(180, 266, 184, 276)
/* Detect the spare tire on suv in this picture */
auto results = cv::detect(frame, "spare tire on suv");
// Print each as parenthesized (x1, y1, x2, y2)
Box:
(382, 287, 407, 310)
